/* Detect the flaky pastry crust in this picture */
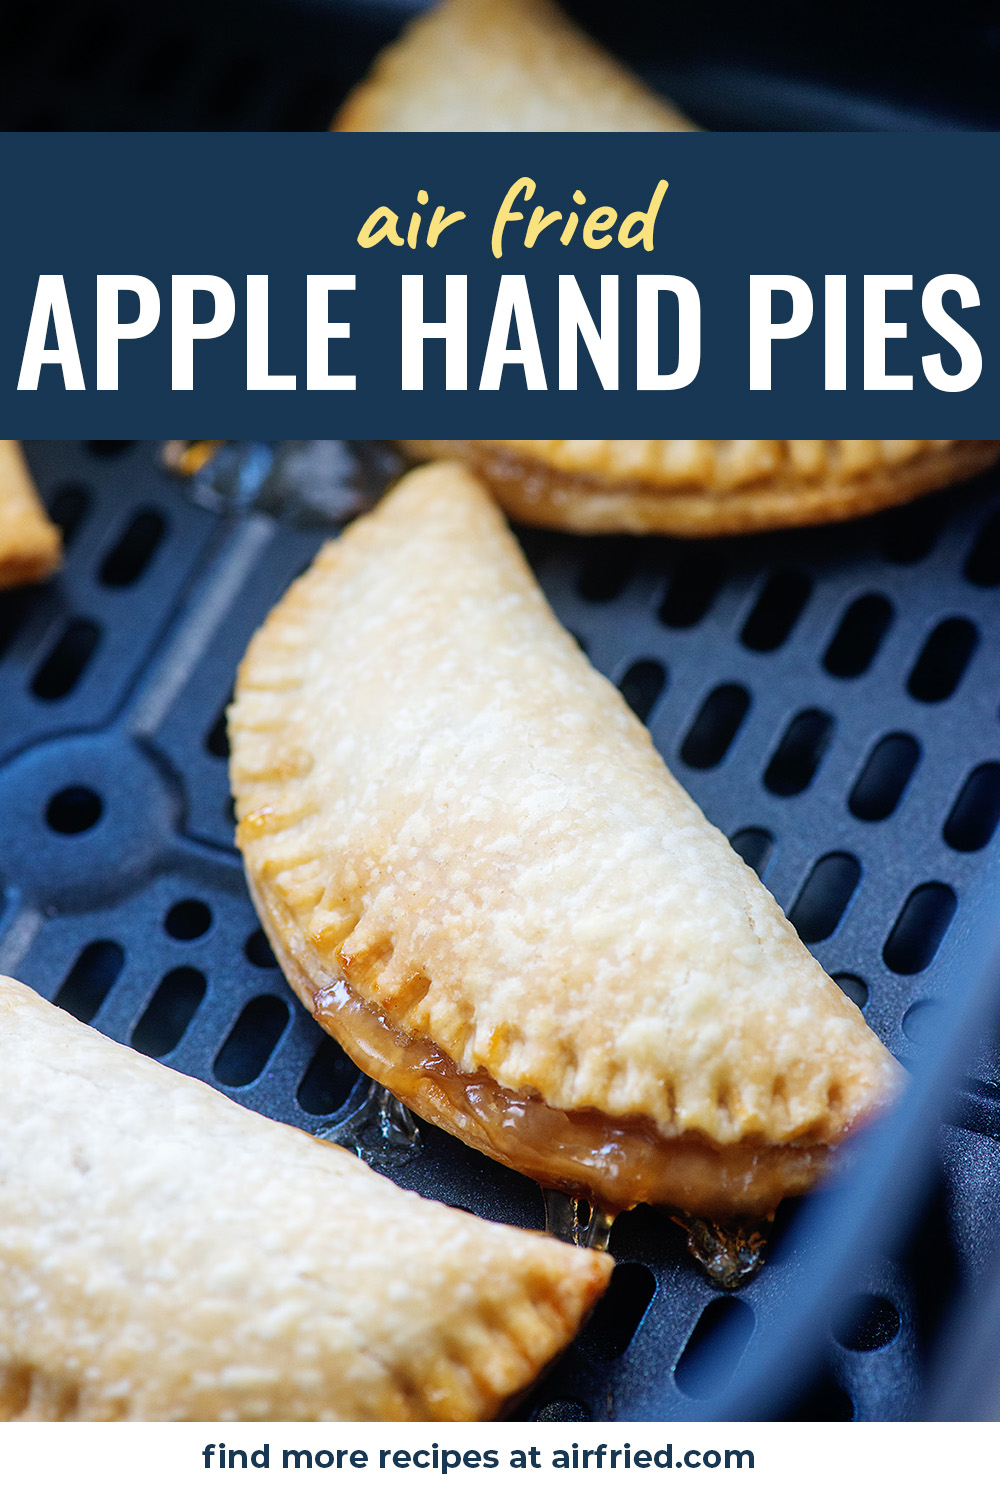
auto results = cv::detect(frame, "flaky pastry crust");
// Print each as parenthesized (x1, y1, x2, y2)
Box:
(400, 440, 1000, 536)
(230, 462, 901, 1218)
(0, 974, 609, 1421)
(0, 441, 61, 587)
(336, 3, 996, 538)
(333, 0, 696, 132)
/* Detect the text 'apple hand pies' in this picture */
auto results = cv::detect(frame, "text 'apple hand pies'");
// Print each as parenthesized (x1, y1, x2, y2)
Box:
(229, 461, 902, 1222)
(0, 974, 609, 1421)
(0, 441, 61, 588)
(400, 440, 1000, 537)
(333, 0, 696, 132)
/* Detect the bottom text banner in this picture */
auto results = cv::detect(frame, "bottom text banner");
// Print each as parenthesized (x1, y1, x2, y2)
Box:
(0, 1421, 987, 1500)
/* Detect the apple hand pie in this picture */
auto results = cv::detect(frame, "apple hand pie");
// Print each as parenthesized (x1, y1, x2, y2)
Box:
(400, 440, 1000, 537)
(336, 1, 998, 536)
(333, 0, 696, 132)
(0, 973, 609, 1421)
(0, 441, 61, 588)
(229, 461, 902, 1222)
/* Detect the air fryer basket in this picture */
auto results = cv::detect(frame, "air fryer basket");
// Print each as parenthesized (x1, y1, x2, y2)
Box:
(3, 0, 999, 131)
(2, 439, 1000, 1421)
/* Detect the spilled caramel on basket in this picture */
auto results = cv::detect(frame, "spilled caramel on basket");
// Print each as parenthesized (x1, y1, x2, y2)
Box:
(321, 1078, 423, 1171)
(673, 1214, 769, 1290)
(311, 979, 834, 1219)
(542, 1189, 618, 1251)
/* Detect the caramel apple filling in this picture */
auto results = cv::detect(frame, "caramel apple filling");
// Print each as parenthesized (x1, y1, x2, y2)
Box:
(311, 979, 833, 1220)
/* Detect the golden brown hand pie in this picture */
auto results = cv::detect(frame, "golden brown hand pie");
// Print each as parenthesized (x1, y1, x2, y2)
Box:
(0, 973, 609, 1421)
(229, 461, 902, 1222)
(334, 0, 696, 132)
(0, 441, 61, 587)
(400, 439, 1000, 536)
(339, 5, 999, 535)
(338, 2, 994, 535)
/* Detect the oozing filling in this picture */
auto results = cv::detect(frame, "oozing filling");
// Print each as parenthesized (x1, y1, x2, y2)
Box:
(312, 979, 833, 1219)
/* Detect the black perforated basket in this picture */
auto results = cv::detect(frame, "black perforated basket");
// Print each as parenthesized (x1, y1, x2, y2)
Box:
(2, 439, 1000, 1421)
(4, 0, 1000, 1425)
(2, 0, 999, 132)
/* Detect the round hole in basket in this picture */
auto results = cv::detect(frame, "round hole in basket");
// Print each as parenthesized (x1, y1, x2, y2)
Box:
(833, 1294, 901, 1352)
(46, 784, 103, 835)
(165, 899, 212, 941)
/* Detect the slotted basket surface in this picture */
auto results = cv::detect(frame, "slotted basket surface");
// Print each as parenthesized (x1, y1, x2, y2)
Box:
(2, 439, 1000, 1420)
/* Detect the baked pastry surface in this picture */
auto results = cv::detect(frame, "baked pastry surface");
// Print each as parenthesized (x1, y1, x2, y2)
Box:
(338, 1, 998, 535)
(0, 441, 61, 587)
(400, 440, 1000, 536)
(230, 461, 901, 1218)
(334, 0, 696, 131)
(0, 973, 609, 1421)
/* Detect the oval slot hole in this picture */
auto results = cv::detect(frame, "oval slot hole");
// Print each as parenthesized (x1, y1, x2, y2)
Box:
(741, 570, 811, 652)
(47, 483, 91, 544)
(659, 560, 726, 628)
(131, 966, 206, 1057)
(99, 509, 166, 588)
(618, 659, 666, 723)
(31, 618, 100, 700)
(764, 709, 833, 796)
(833, 1294, 901, 1352)
(964, 509, 1000, 587)
(576, 1263, 656, 1363)
(0, 593, 34, 664)
(849, 733, 920, 822)
(884, 883, 957, 975)
(87, 440, 133, 457)
(880, 499, 943, 564)
(907, 617, 978, 703)
(297, 1036, 361, 1116)
(789, 853, 861, 943)
(833, 973, 869, 1010)
(944, 763, 1000, 852)
(245, 928, 278, 968)
(674, 1297, 755, 1400)
(205, 707, 230, 759)
(823, 594, 894, 679)
(681, 684, 750, 770)
(577, 541, 637, 603)
(214, 994, 289, 1087)
(53, 940, 124, 1022)
(729, 827, 774, 876)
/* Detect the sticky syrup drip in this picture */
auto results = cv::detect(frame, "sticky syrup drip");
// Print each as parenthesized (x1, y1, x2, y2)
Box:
(319, 1079, 422, 1171)
(672, 1214, 769, 1290)
(310, 978, 832, 1219)
(542, 1189, 618, 1251)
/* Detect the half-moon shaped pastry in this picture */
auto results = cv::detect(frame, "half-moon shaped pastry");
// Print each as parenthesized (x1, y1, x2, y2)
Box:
(0, 973, 609, 1421)
(341, 5, 999, 535)
(0, 441, 61, 587)
(334, 0, 696, 132)
(400, 439, 1000, 536)
(229, 461, 902, 1221)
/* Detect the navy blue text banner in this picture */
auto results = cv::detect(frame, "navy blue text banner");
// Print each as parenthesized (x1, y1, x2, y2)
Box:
(3, 131, 998, 437)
